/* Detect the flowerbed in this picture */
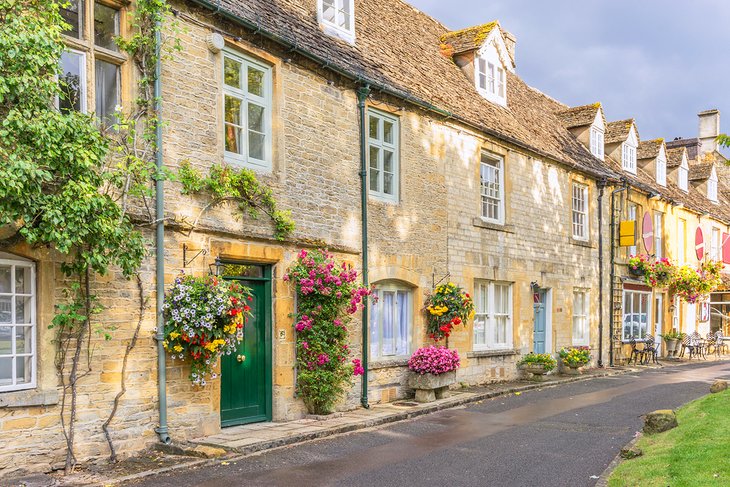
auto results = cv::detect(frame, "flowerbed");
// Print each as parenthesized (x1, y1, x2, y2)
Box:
(163, 274, 252, 386)
(407, 346, 460, 375)
(284, 249, 369, 414)
(424, 282, 474, 341)
(558, 346, 591, 367)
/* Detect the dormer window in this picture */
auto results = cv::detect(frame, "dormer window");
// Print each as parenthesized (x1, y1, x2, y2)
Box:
(678, 155, 689, 192)
(317, 0, 355, 44)
(622, 143, 637, 173)
(656, 152, 667, 186)
(476, 57, 506, 106)
(708, 167, 718, 202)
(590, 126, 604, 160)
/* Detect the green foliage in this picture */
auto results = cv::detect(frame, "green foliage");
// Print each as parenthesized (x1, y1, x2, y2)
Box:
(517, 353, 557, 371)
(609, 389, 730, 486)
(178, 161, 295, 241)
(558, 347, 590, 367)
(285, 249, 369, 414)
(424, 282, 475, 341)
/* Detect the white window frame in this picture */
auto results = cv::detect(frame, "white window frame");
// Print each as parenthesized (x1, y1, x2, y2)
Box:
(677, 218, 686, 264)
(480, 151, 505, 225)
(475, 56, 507, 106)
(708, 168, 718, 202)
(58, 49, 88, 114)
(678, 156, 689, 192)
(572, 290, 590, 346)
(369, 283, 411, 360)
(222, 49, 273, 171)
(317, 0, 355, 44)
(571, 183, 589, 241)
(590, 126, 604, 160)
(0, 256, 37, 393)
(622, 289, 651, 341)
(656, 155, 667, 186)
(622, 142, 637, 173)
(711, 227, 721, 261)
(654, 212, 663, 259)
(367, 109, 399, 202)
(473, 280, 513, 351)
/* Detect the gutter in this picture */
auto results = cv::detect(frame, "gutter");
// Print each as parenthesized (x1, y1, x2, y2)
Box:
(357, 85, 371, 409)
(154, 19, 171, 445)
(185, 0, 616, 184)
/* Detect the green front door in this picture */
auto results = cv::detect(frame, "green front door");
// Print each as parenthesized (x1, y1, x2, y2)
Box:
(220, 268, 272, 427)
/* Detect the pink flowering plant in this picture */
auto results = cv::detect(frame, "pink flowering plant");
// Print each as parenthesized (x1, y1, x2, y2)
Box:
(407, 346, 460, 375)
(284, 249, 370, 414)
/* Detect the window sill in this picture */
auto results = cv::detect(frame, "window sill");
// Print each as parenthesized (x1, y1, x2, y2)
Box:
(369, 358, 409, 370)
(369, 194, 399, 205)
(472, 217, 514, 233)
(569, 237, 595, 249)
(467, 348, 518, 359)
(0, 389, 59, 409)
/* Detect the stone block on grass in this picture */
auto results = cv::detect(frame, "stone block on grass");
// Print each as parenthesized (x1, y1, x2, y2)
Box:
(643, 409, 678, 435)
(710, 380, 727, 393)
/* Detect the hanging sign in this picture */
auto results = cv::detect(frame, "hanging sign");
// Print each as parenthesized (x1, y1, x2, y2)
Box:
(699, 302, 710, 322)
(722, 232, 730, 264)
(642, 212, 653, 253)
(695, 227, 705, 261)
(619, 220, 636, 247)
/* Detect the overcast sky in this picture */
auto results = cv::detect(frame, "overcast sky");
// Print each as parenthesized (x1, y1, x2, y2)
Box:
(408, 0, 729, 146)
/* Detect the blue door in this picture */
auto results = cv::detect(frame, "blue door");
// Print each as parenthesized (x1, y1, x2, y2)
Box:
(533, 290, 547, 353)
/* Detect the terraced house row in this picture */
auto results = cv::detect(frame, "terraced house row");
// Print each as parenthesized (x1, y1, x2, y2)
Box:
(1, 0, 729, 477)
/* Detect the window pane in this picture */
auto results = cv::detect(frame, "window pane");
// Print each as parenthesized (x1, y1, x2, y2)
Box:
(248, 132, 265, 161)
(0, 297, 10, 324)
(369, 146, 380, 192)
(248, 67, 264, 96)
(15, 267, 31, 295)
(382, 292, 394, 356)
(383, 151, 394, 195)
(225, 96, 242, 154)
(224, 57, 242, 88)
(0, 327, 10, 355)
(322, 0, 336, 22)
(248, 103, 264, 132)
(60, 0, 84, 39)
(383, 121, 394, 144)
(225, 96, 242, 125)
(396, 291, 409, 356)
(0, 357, 11, 386)
(94, 2, 119, 51)
(0, 266, 10, 293)
(16, 326, 32, 354)
(16, 356, 31, 384)
(370, 290, 379, 357)
(95, 59, 119, 123)
(59, 51, 85, 113)
(369, 116, 379, 139)
(247, 100, 266, 159)
(16, 297, 31, 325)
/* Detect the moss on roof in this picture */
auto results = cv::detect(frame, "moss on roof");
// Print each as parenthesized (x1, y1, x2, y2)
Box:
(439, 21, 499, 54)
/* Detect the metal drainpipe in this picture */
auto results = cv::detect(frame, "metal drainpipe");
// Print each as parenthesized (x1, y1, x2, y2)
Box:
(608, 183, 628, 368)
(357, 84, 371, 409)
(154, 20, 171, 445)
(597, 179, 606, 367)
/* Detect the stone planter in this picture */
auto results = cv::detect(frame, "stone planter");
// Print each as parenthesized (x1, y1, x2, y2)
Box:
(664, 338, 679, 357)
(408, 370, 456, 403)
(563, 364, 584, 376)
(521, 364, 549, 381)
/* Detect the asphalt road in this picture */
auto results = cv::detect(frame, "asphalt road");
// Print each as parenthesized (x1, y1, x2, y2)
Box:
(128, 361, 730, 487)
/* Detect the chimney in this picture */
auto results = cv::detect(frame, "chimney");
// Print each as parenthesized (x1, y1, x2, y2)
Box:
(502, 29, 516, 66)
(698, 109, 720, 155)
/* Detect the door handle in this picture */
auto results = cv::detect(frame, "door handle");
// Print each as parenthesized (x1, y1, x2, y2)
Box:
(237, 354, 246, 363)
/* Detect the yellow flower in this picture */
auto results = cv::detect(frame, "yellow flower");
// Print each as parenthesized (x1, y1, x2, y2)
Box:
(173, 344, 183, 352)
(169, 331, 180, 339)
(163, 341, 168, 350)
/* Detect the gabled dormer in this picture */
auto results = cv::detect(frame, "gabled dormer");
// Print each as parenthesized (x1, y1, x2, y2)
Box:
(317, 0, 355, 44)
(605, 119, 639, 174)
(707, 165, 719, 202)
(637, 138, 666, 186)
(556, 103, 606, 160)
(440, 21, 516, 107)
(666, 146, 689, 192)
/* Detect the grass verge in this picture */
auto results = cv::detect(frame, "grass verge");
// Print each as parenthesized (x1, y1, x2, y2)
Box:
(608, 389, 730, 486)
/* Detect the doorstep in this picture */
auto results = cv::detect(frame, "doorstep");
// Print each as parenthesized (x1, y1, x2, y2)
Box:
(191, 367, 632, 455)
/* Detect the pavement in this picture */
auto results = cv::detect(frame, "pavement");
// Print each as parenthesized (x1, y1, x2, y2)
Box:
(116, 360, 730, 487)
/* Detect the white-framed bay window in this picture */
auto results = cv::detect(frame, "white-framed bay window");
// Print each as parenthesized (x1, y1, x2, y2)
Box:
(708, 167, 719, 202)
(590, 126, 604, 160)
(622, 289, 651, 341)
(223, 49, 272, 171)
(367, 109, 399, 201)
(571, 183, 589, 240)
(480, 151, 505, 224)
(0, 254, 36, 392)
(476, 57, 506, 106)
(678, 157, 689, 192)
(654, 212, 663, 259)
(317, 0, 355, 44)
(572, 290, 590, 346)
(622, 142, 637, 173)
(473, 280, 512, 350)
(370, 283, 411, 359)
(656, 154, 667, 186)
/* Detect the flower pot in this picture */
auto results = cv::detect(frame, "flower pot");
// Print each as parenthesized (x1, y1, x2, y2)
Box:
(664, 338, 679, 357)
(521, 364, 549, 381)
(628, 267, 645, 278)
(408, 370, 456, 403)
(564, 364, 583, 376)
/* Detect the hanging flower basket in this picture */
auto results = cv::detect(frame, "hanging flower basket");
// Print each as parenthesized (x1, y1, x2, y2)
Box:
(424, 282, 475, 342)
(163, 274, 253, 386)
